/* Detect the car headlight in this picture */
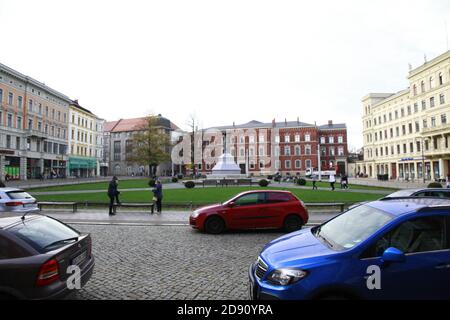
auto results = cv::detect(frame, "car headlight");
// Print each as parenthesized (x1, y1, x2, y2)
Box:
(267, 268, 308, 286)
(191, 211, 200, 218)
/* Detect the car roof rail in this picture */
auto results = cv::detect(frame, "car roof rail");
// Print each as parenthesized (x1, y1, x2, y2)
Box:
(416, 205, 450, 213)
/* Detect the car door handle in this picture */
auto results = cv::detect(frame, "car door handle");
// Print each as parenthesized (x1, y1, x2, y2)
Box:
(435, 263, 450, 270)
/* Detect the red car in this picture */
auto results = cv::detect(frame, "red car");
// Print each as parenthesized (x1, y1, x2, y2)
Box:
(189, 190, 309, 234)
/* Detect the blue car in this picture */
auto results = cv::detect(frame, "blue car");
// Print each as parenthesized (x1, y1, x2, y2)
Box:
(249, 198, 450, 300)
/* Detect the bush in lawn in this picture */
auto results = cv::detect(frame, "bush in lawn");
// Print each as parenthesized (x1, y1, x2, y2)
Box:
(427, 182, 443, 188)
(267, 175, 273, 180)
(148, 179, 156, 187)
(184, 180, 195, 189)
(259, 179, 269, 187)
(171, 177, 178, 183)
(296, 178, 307, 186)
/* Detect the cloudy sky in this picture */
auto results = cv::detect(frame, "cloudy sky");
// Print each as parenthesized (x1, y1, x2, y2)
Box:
(1, 0, 449, 150)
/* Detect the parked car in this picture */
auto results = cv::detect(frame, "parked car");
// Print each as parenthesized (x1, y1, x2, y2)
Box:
(0, 214, 94, 299)
(189, 190, 308, 234)
(382, 188, 450, 199)
(348, 187, 450, 210)
(0, 188, 39, 214)
(249, 197, 450, 300)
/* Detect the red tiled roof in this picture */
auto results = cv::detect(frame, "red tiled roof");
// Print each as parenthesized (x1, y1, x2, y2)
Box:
(104, 116, 181, 133)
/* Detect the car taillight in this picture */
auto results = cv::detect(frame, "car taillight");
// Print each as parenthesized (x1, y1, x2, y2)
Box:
(5, 201, 23, 207)
(36, 258, 60, 287)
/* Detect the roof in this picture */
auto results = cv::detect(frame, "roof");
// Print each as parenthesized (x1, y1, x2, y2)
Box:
(366, 198, 450, 217)
(104, 116, 180, 133)
(70, 99, 94, 115)
(206, 120, 346, 131)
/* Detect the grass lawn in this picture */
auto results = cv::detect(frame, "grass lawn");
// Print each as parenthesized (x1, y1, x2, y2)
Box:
(34, 186, 385, 204)
(29, 178, 396, 193)
(28, 179, 151, 192)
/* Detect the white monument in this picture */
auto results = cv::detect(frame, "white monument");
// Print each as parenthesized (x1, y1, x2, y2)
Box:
(207, 152, 244, 179)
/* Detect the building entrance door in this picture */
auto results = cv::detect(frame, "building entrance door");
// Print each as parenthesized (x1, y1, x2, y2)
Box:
(391, 163, 397, 179)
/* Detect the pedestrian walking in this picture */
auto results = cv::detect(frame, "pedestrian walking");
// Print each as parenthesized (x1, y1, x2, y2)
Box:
(152, 180, 163, 214)
(329, 173, 336, 191)
(107, 176, 120, 215)
(312, 174, 318, 190)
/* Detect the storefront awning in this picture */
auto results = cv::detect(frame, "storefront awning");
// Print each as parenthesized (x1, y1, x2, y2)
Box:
(69, 156, 97, 170)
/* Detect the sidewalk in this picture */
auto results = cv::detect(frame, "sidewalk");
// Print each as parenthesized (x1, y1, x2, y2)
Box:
(37, 209, 337, 226)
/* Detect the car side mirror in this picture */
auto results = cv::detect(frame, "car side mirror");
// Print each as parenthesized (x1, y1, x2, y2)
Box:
(381, 247, 405, 264)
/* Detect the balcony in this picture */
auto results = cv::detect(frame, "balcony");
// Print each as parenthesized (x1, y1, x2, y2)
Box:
(25, 129, 48, 139)
(421, 123, 450, 135)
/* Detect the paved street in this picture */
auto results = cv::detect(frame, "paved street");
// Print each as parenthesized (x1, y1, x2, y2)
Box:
(73, 224, 283, 300)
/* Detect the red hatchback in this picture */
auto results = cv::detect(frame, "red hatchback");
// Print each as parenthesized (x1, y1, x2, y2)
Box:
(189, 190, 309, 234)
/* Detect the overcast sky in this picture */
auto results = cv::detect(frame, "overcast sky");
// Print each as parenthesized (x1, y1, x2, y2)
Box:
(1, 0, 449, 150)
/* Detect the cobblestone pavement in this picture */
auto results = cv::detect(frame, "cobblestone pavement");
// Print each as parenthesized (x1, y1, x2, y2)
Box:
(73, 224, 284, 300)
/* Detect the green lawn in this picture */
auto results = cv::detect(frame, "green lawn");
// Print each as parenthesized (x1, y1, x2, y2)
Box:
(29, 178, 396, 193)
(28, 179, 151, 192)
(34, 186, 385, 204)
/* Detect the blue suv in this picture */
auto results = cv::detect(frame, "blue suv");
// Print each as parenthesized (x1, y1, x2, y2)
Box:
(249, 198, 450, 300)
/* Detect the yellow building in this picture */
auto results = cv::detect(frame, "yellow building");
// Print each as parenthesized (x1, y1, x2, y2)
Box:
(358, 50, 450, 181)
(68, 100, 104, 177)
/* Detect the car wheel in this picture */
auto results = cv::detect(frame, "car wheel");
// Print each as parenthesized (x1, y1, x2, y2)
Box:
(204, 216, 225, 234)
(283, 215, 303, 233)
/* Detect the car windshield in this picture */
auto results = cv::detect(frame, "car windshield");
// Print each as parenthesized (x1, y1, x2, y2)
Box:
(6, 191, 33, 200)
(313, 205, 394, 251)
(8, 217, 80, 253)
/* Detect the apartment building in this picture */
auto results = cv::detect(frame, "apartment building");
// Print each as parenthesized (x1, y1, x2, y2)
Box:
(358, 50, 450, 181)
(105, 115, 179, 176)
(195, 119, 348, 176)
(0, 63, 70, 180)
(68, 100, 105, 177)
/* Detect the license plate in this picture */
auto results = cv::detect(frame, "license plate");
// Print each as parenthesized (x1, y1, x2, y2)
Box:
(72, 250, 87, 266)
(23, 203, 36, 208)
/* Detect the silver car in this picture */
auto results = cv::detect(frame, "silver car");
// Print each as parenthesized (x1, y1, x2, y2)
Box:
(0, 188, 39, 213)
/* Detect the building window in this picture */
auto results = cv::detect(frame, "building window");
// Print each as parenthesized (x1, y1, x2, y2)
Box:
(16, 116, 21, 129)
(274, 146, 280, 157)
(338, 136, 343, 143)
(285, 160, 291, 169)
(284, 135, 290, 143)
(394, 111, 398, 119)
(422, 100, 426, 110)
(305, 159, 312, 168)
(320, 137, 325, 144)
(429, 76, 434, 89)
(423, 119, 427, 128)
(284, 146, 291, 156)
(7, 114, 12, 127)
(415, 122, 420, 132)
(430, 96, 435, 108)
(401, 108, 405, 117)
(274, 135, 280, 143)
(338, 147, 344, 156)
(295, 160, 301, 169)
(259, 160, 265, 169)
(402, 125, 406, 135)
(295, 134, 300, 142)
(410, 142, 414, 153)
(295, 145, 301, 156)
(408, 123, 412, 134)
(441, 114, 447, 125)
(407, 106, 411, 115)
(8, 92, 13, 105)
(18, 96, 23, 108)
(305, 145, 311, 155)
(431, 117, 436, 127)
(249, 147, 254, 156)
(439, 72, 443, 85)
(239, 148, 245, 157)
(16, 137, 20, 150)
(440, 93, 445, 105)
(259, 135, 264, 143)
(6, 135, 11, 149)
(413, 84, 417, 96)
(329, 147, 335, 156)
(0, 89, 2, 103)
(249, 136, 255, 144)
(417, 141, 421, 152)
(38, 104, 42, 114)
(275, 160, 280, 170)
(329, 136, 334, 144)
(413, 103, 418, 113)
(28, 119, 33, 130)
(421, 81, 425, 93)
(305, 134, 310, 142)
(259, 147, 264, 156)
(28, 99, 33, 112)
(113, 141, 121, 161)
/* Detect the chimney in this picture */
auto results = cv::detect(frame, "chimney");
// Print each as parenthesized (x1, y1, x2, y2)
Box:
(297, 117, 299, 124)
(285, 118, 287, 126)
(328, 120, 333, 126)
(272, 118, 276, 128)
(233, 121, 235, 128)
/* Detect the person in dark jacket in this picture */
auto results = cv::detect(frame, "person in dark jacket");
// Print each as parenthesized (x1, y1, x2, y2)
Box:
(108, 176, 120, 215)
(152, 180, 163, 214)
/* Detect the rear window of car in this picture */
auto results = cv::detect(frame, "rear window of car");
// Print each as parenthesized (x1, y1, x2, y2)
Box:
(6, 191, 34, 200)
(0, 235, 29, 259)
(7, 217, 80, 253)
(267, 192, 293, 203)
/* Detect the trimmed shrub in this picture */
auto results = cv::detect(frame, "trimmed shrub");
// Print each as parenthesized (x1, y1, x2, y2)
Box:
(259, 179, 269, 187)
(267, 175, 273, 180)
(184, 181, 195, 189)
(171, 177, 178, 183)
(296, 178, 307, 186)
(148, 179, 156, 187)
(427, 182, 443, 188)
